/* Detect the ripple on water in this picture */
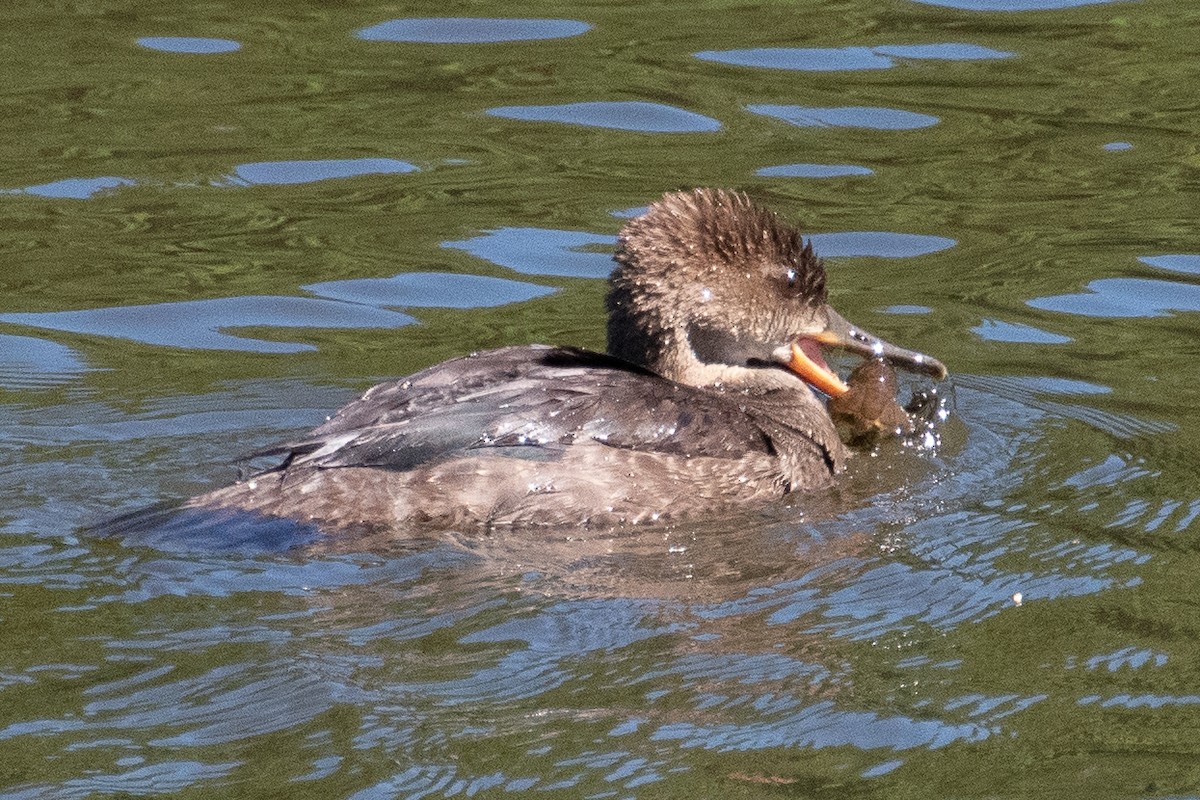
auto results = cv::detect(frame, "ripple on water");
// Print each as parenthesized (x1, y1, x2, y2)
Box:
(3, 760, 240, 799)
(1139, 254, 1200, 275)
(882, 304, 934, 315)
(1065, 646, 1169, 672)
(0, 271, 561, 353)
(355, 18, 591, 43)
(766, 551, 1113, 638)
(486, 102, 723, 133)
(676, 509, 1140, 642)
(1084, 484, 1199, 535)
(4, 158, 419, 199)
(461, 598, 677, 653)
(1079, 693, 1200, 709)
(649, 700, 990, 752)
(222, 158, 418, 186)
(135, 36, 242, 54)
(392, 648, 575, 705)
(8, 176, 135, 200)
(748, 104, 939, 130)
(381, 599, 679, 705)
(1, 1, 1193, 793)
(0, 333, 92, 390)
(972, 319, 1072, 344)
(949, 377, 1192, 538)
(641, 652, 836, 693)
(0, 356, 1167, 793)
(862, 759, 905, 777)
(1028, 277, 1200, 318)
(443, 227, 617, 278)
(1013, 376, 1111, 395)
(1028, 253, 1200, 318)
(697, 43, 1012, 71)
(92, 526, 476, 598)
(653, 381, 1160, 645)
(72, 659, 337, 746)
(303, 272, 556, 308)
(809, 231, 955, 258)
(909, 0, 1121, 9)
(0, 297, 417, 353)
(3, 384, 339, 453)
(348, 766, 543, 799)
(757, 163, 874, 178)
(955, 374, 1174, 439)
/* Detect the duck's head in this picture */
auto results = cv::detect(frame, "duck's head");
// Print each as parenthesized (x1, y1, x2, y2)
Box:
(606, 188, 946, 395)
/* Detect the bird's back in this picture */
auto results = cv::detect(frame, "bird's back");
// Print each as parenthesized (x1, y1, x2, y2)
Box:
(189, 345, 841, 530)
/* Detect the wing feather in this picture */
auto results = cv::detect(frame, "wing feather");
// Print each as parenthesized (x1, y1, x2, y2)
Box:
(242, 345, 806, 476)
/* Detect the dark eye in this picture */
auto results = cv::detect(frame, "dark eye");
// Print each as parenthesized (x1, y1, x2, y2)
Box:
(781, 266, 806, 296)
(770, 262, 810, 298)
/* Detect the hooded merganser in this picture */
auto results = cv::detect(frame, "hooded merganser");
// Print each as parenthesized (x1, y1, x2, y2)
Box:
(188, 188, 946, 530)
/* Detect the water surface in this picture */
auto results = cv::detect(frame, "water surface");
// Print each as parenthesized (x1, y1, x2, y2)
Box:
(2, 0, 1200, 797)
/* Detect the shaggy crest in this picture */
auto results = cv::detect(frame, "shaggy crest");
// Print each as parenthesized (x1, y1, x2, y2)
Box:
(615, 188, 827, 305)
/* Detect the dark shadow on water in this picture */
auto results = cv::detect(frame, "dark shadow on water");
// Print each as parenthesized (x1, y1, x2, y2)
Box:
(89, 503, 326, 556)
(78, 502, 483, 604)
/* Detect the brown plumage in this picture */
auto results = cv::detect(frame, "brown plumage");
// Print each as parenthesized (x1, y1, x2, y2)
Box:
(187, 188, 945, 532)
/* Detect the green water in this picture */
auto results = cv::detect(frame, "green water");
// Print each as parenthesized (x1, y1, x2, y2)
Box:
(3, 0, 1200, 797)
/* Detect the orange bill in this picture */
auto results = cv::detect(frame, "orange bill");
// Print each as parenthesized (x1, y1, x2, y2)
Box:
(786, 341, 850, 397)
